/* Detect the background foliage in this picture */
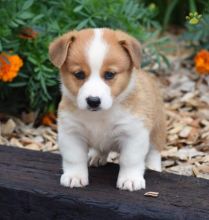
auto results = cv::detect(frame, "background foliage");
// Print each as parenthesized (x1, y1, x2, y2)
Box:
(0, 0, 208, 118)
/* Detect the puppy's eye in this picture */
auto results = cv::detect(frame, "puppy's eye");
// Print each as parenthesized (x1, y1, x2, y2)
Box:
(104, 71, 116, 80)
(73, 71, 85, 80)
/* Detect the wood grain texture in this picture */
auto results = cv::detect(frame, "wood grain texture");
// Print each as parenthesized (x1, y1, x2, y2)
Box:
(0, 145, 209, 220)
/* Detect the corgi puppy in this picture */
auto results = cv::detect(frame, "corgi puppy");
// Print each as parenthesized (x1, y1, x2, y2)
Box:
(49, 28, 166, 191)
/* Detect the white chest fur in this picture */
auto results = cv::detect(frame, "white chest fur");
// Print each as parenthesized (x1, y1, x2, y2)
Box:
(58, 104, 146, 152)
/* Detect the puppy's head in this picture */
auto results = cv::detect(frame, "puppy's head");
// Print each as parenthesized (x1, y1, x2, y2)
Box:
(49, 28, 141, 111)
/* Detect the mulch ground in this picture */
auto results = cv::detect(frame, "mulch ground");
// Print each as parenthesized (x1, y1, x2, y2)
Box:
(0, 49, 209, 180)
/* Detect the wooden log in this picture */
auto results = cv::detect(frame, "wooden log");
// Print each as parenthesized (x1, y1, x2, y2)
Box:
(0, 145, 208, 220)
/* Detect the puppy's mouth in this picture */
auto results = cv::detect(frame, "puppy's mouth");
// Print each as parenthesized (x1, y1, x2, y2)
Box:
(87, 107, 101, 112)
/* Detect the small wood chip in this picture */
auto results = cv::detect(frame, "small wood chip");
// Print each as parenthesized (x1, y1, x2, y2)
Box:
(1, 119, 16, 135)
(25, 143, 41, 151)
(144, 191, 159, 198)
(10, 138, 23, 148)
(179, 126, 192, 138)
(21, 111, 37, 124)
(192, 166, 200, 177)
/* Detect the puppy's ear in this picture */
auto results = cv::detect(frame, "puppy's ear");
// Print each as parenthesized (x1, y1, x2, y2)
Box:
(115, 30, 141, 69)
(49, 31, 77, 68)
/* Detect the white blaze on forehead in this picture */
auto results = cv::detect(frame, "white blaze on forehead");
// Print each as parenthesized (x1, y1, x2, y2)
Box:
(77, 29, 112, 110)
(86, 29, 108, 75)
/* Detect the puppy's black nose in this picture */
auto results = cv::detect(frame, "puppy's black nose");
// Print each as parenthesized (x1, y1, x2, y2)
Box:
(86, 96, 101, 108)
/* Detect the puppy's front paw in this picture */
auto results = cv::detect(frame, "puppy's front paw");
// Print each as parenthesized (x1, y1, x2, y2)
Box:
(117, 176, 145, 191)
(60, 173, 88, 188)
(117, 168, 146, 192)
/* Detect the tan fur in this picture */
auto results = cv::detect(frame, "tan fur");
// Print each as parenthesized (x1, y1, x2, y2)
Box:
(114, 30, 141, 69)
(50, 29, 94, 96)
(59, 95, 77, 113)
(121, 70, 166, 151)
(49, 31, 77, 68)
(100, 29, 142, 97)
(50, 28, 166, 151)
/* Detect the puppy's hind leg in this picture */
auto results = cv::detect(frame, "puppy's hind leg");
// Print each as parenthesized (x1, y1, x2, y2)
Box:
(146, 146, 162, 172)
(88, 148, 107, 167)
(148, 113, 165, 172)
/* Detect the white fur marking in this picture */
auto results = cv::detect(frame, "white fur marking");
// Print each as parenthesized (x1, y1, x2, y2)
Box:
(86, 29, 108, 75)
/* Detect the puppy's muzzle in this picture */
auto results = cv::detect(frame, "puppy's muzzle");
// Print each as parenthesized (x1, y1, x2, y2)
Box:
(86, 96, 101, 111)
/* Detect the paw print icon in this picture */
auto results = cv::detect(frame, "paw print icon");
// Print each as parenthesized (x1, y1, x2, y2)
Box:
(186, 12, 202, 25)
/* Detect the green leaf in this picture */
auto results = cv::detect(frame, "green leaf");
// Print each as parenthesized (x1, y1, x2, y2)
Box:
(18, 11, 34, 19)
(76, 19, 89, 30)
(14, 18, 25, 25)
(32, 14, 44, 22)
(18, 72, 29, 78)
(163, 0, 178, 31)
(10, 20, 19, 28)
(89, 18, 96, 27)
(0, 41, 2, 51)
(42, 66, 54, 72)
(73, 5, 83, 12)
(8, 82, 27, 87)
(39, 75, 51, 99)
(28, 57, 38, 65)
(22, 0, 34, 10)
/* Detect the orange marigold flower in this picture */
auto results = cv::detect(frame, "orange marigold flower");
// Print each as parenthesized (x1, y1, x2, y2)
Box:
(194, 49, 209, 75)
(0, 53, 23, 82)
